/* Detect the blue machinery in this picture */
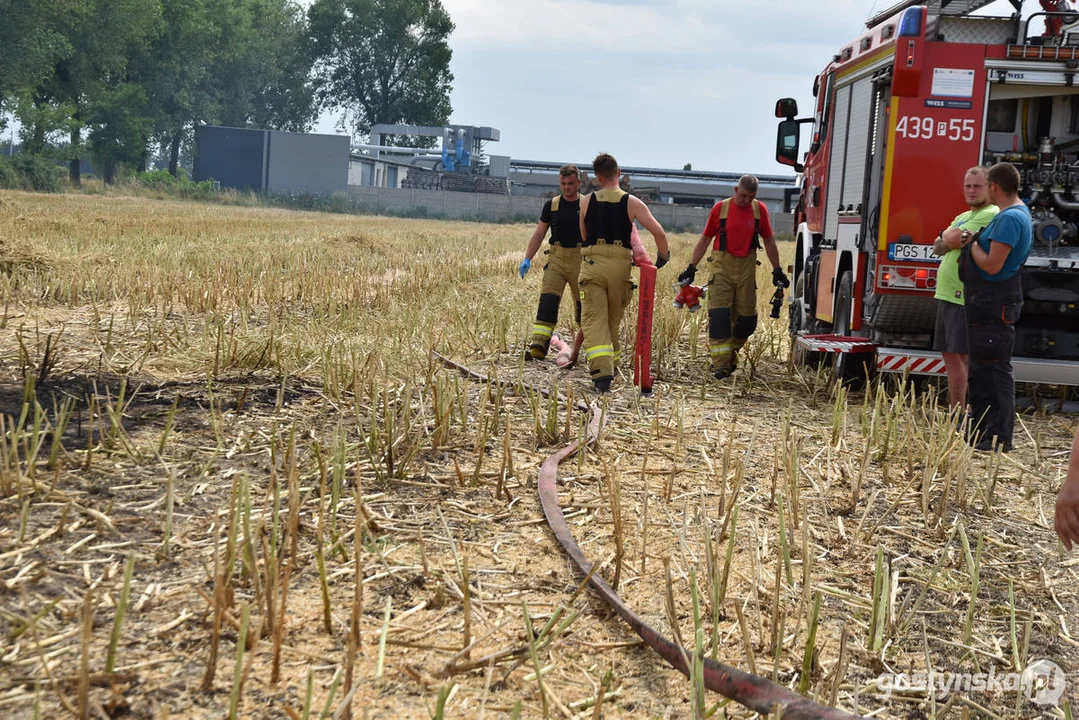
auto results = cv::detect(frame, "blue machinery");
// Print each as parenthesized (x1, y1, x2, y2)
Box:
(368, 123, 500, 173)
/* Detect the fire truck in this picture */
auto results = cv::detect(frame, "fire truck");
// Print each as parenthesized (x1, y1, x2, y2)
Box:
(774, 0, 1079, 385)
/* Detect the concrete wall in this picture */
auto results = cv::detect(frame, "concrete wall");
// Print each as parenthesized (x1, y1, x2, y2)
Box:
(195, 125, 349, 195)
(348, 185, 796, 233)
(349, 157, 410, 188)
(509, 169, 792, 214)
(267, 130, 349, 195)
(194, 126, 267, 190)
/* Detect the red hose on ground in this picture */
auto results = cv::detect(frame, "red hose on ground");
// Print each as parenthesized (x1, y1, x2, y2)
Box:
(434, 352, 863, 719)
(634, 262, 656, 393)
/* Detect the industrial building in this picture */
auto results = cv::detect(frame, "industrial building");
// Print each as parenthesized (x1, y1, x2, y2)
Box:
(507, 160, 797, 215)
(194, 123, 798, 223)
(193, 126, 349, 195)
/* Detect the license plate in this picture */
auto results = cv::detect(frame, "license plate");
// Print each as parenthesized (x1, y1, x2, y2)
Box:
(888, 243, 936, 262)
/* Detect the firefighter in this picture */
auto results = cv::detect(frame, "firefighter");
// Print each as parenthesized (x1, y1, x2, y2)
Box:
(932, 167, 998, 412)
(677, 175, 789, 379)
(577, 153, 670, 393)
(1055, 428, 1079, 549)
(955, 162, 1032, 452)
(519, 165, 585, 360)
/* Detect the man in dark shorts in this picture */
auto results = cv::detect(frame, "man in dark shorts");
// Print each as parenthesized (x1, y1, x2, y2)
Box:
(933, 167, 997, 411)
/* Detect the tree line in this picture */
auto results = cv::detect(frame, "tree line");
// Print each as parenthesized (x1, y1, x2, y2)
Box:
(0, 0, 455, 184)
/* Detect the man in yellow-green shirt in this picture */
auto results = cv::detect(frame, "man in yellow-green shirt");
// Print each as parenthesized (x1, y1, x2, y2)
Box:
(933, 166, 998, 411)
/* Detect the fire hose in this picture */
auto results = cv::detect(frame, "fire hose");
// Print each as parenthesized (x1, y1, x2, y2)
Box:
(433, 351, 862, 719)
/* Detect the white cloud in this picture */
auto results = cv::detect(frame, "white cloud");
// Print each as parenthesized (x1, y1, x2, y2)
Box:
(318, 0, 1031, 173)
(431, 0, 883, 172)
(443, 0, 873, 57)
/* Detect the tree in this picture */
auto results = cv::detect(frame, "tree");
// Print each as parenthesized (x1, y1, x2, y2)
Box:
(136, 0, 316, 176)
(3, 0, 315, 182)
(37, 0, 162, 183)
(131, 0, 218, 175)
(308, 0, 454, 142)
(87, 84, 151, 183)
(683, 163, 692, 171)
(0, 0, 83, 145)
(0, 0, 76, 108)
(211, 0, 316, 133)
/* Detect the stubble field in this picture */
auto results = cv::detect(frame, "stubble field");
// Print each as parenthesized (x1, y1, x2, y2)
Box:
(0, 189, 1076, 719)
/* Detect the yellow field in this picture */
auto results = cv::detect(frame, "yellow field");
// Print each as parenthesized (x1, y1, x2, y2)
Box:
(0, 189, 1075, 718)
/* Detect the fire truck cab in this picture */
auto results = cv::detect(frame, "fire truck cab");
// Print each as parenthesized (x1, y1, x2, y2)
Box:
(776, 0, 1079, 385)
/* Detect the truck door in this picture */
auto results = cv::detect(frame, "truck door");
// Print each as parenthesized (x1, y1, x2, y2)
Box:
(816, 71, 880, 326)
(804, 72, 835, 234)
(863, 72, 892, 252)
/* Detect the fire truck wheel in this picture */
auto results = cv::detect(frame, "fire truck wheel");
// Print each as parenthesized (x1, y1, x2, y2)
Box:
(790, 274, 823, 368)
(832, 271, 871, 387)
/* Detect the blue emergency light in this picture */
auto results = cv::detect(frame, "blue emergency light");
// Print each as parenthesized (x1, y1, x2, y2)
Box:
(899, 6, 925, 36)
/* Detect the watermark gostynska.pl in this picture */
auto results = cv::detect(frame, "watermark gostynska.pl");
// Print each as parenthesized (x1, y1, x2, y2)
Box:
(877, 659, 1066, 707)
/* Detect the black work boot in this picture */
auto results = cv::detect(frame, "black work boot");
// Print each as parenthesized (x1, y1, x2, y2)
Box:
(593, 377, 612, 393)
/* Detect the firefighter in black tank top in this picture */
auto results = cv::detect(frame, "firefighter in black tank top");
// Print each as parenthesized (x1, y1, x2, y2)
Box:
(519, 165, 584, 360)
(577, 153, 671, 393)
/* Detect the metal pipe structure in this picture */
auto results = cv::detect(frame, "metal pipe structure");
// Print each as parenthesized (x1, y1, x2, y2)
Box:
(510, 158, 797, 186)
(350, 144, 441, 157)
(1052, 191, 1079, 211)
(433, 351, 864, 720)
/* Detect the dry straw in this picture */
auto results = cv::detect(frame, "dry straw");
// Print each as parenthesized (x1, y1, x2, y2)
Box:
(0, 192, 1073, 718)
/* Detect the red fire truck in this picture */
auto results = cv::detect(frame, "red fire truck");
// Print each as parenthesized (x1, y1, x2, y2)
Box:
(774, 0, 1079, 385)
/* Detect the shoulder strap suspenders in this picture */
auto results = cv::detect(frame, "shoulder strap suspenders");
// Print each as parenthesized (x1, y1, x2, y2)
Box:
(716, 198, 761, 252)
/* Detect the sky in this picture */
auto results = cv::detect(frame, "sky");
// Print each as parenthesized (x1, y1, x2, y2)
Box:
(314, 0, 1029, 176)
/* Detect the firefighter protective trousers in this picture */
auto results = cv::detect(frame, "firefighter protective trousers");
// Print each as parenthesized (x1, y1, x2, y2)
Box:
(579, 244, 634, 384)
(529, 244, 582, 358)
(706, 249, 759, 372)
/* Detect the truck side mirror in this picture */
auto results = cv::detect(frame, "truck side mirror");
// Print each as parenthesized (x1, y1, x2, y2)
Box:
(776, 119, 803, 172)
(775, 98, 799, 119)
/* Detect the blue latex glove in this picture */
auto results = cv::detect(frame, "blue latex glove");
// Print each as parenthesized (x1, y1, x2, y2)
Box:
(519, 258, 531, 279)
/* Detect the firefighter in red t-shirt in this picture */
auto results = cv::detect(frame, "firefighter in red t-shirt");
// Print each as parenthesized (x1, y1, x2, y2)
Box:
(677, 175, 789, 379)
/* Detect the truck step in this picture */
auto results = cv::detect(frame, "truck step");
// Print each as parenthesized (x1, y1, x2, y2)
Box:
(795, 334, 877, 354)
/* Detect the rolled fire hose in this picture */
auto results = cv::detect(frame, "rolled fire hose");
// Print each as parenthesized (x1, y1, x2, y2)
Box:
(434, 351, 862, 719)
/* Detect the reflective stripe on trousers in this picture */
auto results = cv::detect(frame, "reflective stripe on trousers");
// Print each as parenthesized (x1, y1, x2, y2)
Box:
(579, 244, 633, 381)
(530, 244, 582, 356)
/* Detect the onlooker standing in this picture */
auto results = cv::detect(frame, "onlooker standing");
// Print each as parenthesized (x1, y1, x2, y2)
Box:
(1055, 428, 1079, 549)
(934, 167, 998, 411)
(956, 162, 1032, 452)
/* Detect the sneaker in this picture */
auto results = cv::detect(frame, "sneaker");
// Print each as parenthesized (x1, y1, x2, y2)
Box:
(593, 378, 612, 393)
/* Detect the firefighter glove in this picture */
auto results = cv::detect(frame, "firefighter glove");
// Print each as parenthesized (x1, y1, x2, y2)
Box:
(656, 252, 669, 270)
(772, 267, 790, 289)
(519, 258, 531, 279)
(677, 264, 696, 286)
